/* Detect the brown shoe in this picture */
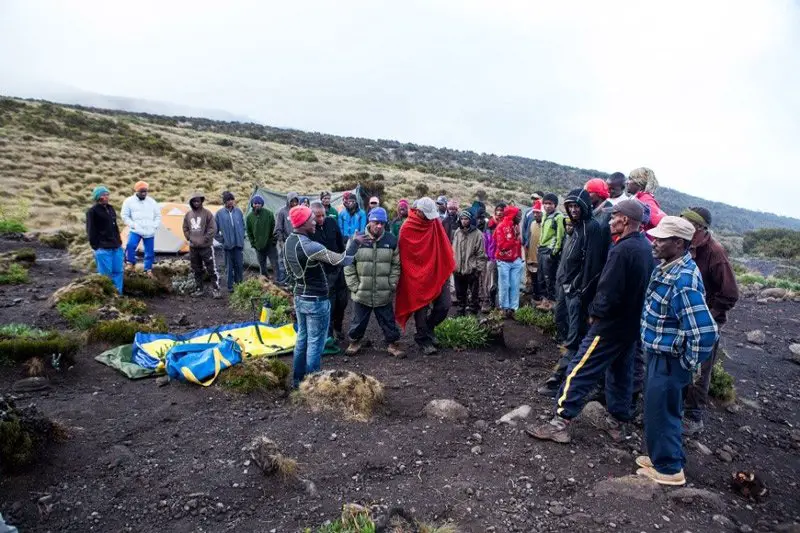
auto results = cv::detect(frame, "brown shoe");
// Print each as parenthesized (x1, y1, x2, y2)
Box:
(387, 342, 405, 358)
(636, 466, 686, 486)
(524, 416, 571, 443)
(346, 340, 362, 355)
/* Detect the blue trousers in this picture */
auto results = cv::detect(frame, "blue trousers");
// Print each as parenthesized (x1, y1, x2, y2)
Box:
(644, 352, 694, 474)
(292, 297, 331, 388)
(125, 232, 155, 271)
(555, 326, 637, 422)
(497, 258, 523, 310)
(95, 247, 124, 294)
(224, 247, 244, 290)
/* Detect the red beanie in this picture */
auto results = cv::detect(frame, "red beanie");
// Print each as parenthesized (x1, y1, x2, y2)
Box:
(289, 205, 313, 228)
(532, 200, 542, 212)
(585, 178, 609, 200)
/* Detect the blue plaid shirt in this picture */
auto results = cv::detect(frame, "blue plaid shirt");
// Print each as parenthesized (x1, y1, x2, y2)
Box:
(641, 252, 719, 371)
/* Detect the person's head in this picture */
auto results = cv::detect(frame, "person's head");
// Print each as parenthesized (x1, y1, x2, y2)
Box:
(584, 178, 609, 207)
(533, 203, 543, 224)
(289, 205, 315, 235)
(563, 189, 591, 223)
(93, 186, 110, 205)
(494, 202, 506, 220)
(565, 217, 574, 235)
(412, 197, 439, 222)
(542, 193, 558, 215)
(647, 216, 696, 262)
(287, 192, 300, 208)
(310, 200, 325, 227)
(222, 191, 235, 209)
(300, 196, 310, 207)
(369, 196, 380, 210)
(681, 207, 712, 233)
(609, 199, 644, 238)
(606, 172, 626, 199)
(343, 192, 357, 211)
(397, 199, 409, 218)
(189, 192, 205, 210)
(447, 199, 459, 216)
(367, 207, 387, 237)
(503, 205, 521, 225)
(531, 191, 544, 204)
(134, 180, 149, 200)
(627, 167, 658, 195)
(251, 194, 265, 213)
(436, 196, 448, 214)
(320, 191, 332, 207)
(459, 210, 472, 230)
(476, 211, 487, 231)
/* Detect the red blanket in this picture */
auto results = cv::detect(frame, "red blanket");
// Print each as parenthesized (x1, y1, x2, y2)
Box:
(395, 211, 456, 329)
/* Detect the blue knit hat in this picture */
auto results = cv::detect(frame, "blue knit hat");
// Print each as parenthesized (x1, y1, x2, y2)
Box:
(92, 186, 110, 201)
(251, 195, 265, 206)
(368, 207, 388, 223)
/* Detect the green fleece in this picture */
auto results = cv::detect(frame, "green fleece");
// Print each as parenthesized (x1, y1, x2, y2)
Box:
(539, 211, 565, 254)
(246, 208, 276, 250)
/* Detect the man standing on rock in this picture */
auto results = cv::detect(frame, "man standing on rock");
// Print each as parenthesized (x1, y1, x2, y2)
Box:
(344, 207, 404, 357)
(215, 192, 246, 292)
(275, 192, 300, 286)
(182, 192, 220, 298)
(309, 201, 348, 340)
(284, 205, 360, 387)
(246, 195, 278, 281)
(680, 207, 739, 436)
(121, 180, 160, 276)
(526, 200, 655, 443)
(395, 197, 456, 355)
(636, 216, 718, 486)
(87, 185, 124, 294)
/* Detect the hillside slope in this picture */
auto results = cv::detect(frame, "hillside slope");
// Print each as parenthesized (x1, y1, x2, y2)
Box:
(1, 97, 798, 234)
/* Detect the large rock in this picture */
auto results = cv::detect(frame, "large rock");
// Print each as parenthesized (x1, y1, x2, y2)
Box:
(789, 344, 800, 365)
(424, 399, 469, 420)
(759, 287, 787, 300)
(746, 330, 766, 345)
(496, 405, 531, 426)
(668, 487, 725, 510)
(593, 475, 659, 501)
(12, 377, 51, 393)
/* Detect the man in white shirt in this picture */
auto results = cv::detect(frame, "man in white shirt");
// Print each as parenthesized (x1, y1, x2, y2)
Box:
(121, 180, 161, 275)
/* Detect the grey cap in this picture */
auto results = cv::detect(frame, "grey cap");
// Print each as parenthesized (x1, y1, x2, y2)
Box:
(436, 195, 447, 206)
(415, 197, 439, 220)
(611, 199, 644, 222)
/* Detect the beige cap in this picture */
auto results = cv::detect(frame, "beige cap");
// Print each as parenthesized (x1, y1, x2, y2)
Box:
(646, 216, 696, 241)
(413, 197, 439, 220)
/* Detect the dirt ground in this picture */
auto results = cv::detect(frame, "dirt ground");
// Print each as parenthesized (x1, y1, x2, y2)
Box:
(0, 238, 799, 533)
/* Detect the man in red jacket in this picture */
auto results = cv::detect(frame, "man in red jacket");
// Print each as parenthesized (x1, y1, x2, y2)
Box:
(680, 207, 739, 435)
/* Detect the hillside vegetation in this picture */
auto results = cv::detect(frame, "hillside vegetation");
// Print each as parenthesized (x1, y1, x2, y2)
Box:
(1, 96, 798, 234)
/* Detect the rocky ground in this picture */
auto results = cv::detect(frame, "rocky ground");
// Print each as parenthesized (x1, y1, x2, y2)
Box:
(0, 237, 799, 533)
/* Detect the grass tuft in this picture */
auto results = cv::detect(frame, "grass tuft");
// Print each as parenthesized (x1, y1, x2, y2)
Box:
(218, 357, 290, 393)
(514, 306, 558, 337)
(296, 369, 384, 422)
(0, 263, 29, 284)
(709, 359, 736, 404)
(87, 316, 168, 344)
(433, 316, 488, 349)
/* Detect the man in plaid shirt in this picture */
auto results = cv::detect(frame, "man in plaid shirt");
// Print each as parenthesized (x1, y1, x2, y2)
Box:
(635, 216, 718, 486)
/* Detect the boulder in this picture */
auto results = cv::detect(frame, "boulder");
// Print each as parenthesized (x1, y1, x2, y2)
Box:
(593, 475, 659, 501)
(759, 288, 787, 300)
(746, 330, 766, 345)
(424, 399, 469, 421)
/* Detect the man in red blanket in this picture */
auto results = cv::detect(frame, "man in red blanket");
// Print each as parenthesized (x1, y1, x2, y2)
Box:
(395, 197, 456, 355)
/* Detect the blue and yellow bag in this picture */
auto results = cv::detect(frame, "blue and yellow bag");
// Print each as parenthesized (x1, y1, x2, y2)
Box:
(165, 337, 243, 386)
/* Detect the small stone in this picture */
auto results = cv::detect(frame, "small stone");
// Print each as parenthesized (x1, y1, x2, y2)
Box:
(13, 298, 22, 304)
(726, 404, 741, 414)
(789, 344, 800, 357)
(525, 340, 541, 354)
(716, 449, 733, 463)
(594, 475, 659, 501)
(156, 376, 170, 387)
(545, 473, 556, 482)
(739, 525, 753, 533)
(471, 445, 483, 455)
(186, 499, 198, 509)
(746, 330, 766, 345)
(496, 405, 532, 425)
(692, 441, 713, 456)
(668, 488, 725, 510)
(329, 433, 337, 441)
(550, 504, 567, 516)
(577, 401, 610, 430)
(424, 399, 469, 420)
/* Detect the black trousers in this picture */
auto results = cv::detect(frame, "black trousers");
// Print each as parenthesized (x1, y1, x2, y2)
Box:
(348, 301, 401, 344)
(189, 247, 219, 289)
(329, 282, 349, 335)
(537, 247, 559, 301)
(413, 282, 451, 346)
(454, 272, 480, 312)
(255, 245, 279, 282)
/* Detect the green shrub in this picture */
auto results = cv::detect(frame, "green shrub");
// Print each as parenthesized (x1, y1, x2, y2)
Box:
(291, 149, 319, 163)
(39, 231, 74, 249)
(0, 324, 48, 339)
(731, 261, 748, 276)
(737, 273, 766, 286)
(117, 297, 148, 316)
(56, 301, 99, 330)
(206, 154, 233, 171)
(736, 272, 800, 291)
(229, 278, 266, 311)
(0, 418, 35, 470)
(743, 228, 800, 260)
(0, 263, 29, 284)
(0, 331, 82, 363)
(12, 248, 36, 263)
(0, 220, 26, 235)
(218, 358, 290, 393)
(514, 306, 557, 337)
(709, 360, 736, 403)
(54, 274, 117, 305)
(216, 138, 234, 147)
(123, 273, 169, 296)
(434, 316, 488, 349)
(88, 316, 168, 344)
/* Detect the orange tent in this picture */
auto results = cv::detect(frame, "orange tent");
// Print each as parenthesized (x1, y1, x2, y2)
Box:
(121, 202, 222, 254)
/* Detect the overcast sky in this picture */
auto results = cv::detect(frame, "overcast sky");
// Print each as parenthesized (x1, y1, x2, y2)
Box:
(2, 0, 799, 217)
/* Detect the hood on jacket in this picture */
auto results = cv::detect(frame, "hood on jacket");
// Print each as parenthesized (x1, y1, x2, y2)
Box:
(188, 191, 205, 206)
(564, 189, 592, 222)
(502, 205, 520, 222)
(286, 192, 299, 206)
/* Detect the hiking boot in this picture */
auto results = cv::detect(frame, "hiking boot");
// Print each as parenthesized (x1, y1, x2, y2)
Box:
(636, 466, 686, 486)
(604, 417, 632, 442)
(333, 329, 345, 342)
(536, 383, 558, 398)
(387, 342, 406, 358)
(190, 288, 205, 298)
(525, 416, 571, 443)
(422, 344, 438, 355)
(346, 339, 362, 355)
(211, 288, 222, 299)
(635, 455, 653, 469)
(682, 418, 704, 436)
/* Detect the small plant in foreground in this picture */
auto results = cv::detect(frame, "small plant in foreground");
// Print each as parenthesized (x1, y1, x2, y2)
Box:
(0, 263, 29, 284)
(514, 306, 557, 337)
(88, 316, 168, 344)
(218, 358, 290, 393)
(0, 220, 26, 235)
(229, 278, 266, 311)
(434, 316, 488, 349)
(709, 359, 736, 403)
(56, 301, 99, 330)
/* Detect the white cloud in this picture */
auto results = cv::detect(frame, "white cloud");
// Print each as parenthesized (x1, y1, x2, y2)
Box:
(1, 0, 798, 216)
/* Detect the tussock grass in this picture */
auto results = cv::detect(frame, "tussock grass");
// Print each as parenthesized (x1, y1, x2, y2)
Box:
(0, 327, 81, 364)
(51, 274, 116, 306)
(87, 316, 168, 345)
(514, 306, 558, 337)
(218, 357, 290, 393)
(0, 263, 29, 284)
(296, 369, 384, 422)
(433, 316, 488, 349)
(243, 436, 298, 479)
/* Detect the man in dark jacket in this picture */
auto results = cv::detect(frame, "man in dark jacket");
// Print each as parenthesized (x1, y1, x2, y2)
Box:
(275, 192, 300, 285)
(182, 191, 220, 298)
(215, 191, 246, 291)
(680, 207, 739, 435)
(344, 207, 404, 357)
(538, 188, 609, 396)
(452, 210, 488, 315)
(87, 185, 124, 294)
(443, 199, 460, 242)
(309, 201, 348, 340)
(527, 200, 655, 443)
(246, 195, 278, 280)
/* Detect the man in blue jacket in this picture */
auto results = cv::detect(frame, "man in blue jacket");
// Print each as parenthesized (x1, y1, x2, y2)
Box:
(527, 200, 655, 444)
(215, 191, 246, 292)
(338, 192, 366, 240)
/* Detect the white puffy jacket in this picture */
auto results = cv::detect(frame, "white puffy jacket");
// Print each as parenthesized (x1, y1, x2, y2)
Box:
(121, 195, 161, 238)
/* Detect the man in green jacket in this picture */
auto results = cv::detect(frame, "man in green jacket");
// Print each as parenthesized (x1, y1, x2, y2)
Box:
(320, 191, 338, 219)
(537, 192, 566, 309)
(245, 195, 278, 281)
(344, 207, 404, 357)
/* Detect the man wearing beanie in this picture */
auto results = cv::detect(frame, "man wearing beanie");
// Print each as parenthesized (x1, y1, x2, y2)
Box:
(87, 186, 124, 294)
(121, 180, 160, 276)
(443, 199, 460, 242)
(680, 207, 739, 436)
(389, 199, 410, 236)
(183, 192, 220, 298)
(527, 200, 655, 444)
(344, 207, 404, 357)
(284, 205, 360, 387)
(636, 216, 718, 486)
(309, 201, 348, 340)
(536, 192, 565, 309)
(452, 209, 487, 315)
(338, 192, 367, 240)
(320, 191, 338, 219)
(585, 178, 613, 246)
(215, 191, 246, 292)
(246, 194, 278, 280)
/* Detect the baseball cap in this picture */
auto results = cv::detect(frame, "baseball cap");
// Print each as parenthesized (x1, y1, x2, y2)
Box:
(415, 197, 439, 220)
(646, 216, 696, 241)
(611, 199, 644, 222)
(368, 207, 388, 223)
(436, 195, 447, 206)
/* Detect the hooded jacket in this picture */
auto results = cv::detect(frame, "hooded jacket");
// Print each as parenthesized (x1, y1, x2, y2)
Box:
(182, 192, 216, 248)
(556, 189, 607, 306)
(121, 194, 161, 238)
(691, 229, 739, 325)
(338, 203, 367, 239)
(452, 212, 488, 275)
(246, 204, 276, 251)
(275, 192, 299, 242)
(215, 205, 246, 250)
(344, 228, 401, 307)
(494, 206, 523, 263)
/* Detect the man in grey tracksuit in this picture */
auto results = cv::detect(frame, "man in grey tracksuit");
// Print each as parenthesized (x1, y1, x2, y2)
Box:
(275, 192, 300, 286)
(215, 191, 246, 291)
